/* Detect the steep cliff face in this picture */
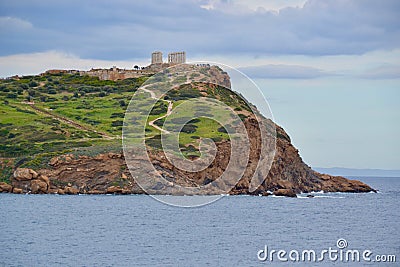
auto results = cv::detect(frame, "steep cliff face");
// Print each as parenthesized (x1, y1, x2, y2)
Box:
(143, 117, 375, 195)
(248, 124, 374, 194)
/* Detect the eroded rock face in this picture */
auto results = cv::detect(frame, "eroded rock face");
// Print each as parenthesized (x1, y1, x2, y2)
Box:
(21, 153, 144, 195)
(39, 175, 50, 186)
(0, 182, 13, 193)
(317, 174, 375, 193)
(4, 122, 375, 196)
(30, 179, 48, 194)
(4, 119, 376, 196)
(64, 186, 79, 195)
(12, 188, 23, 194)
(145, 119, 375, 196)
(13, 168, 37, 181)
(106, 186, 123, 194)
(11, 168, 50, 194)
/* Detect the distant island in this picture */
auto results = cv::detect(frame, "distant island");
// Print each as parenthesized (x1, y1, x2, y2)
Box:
(314, 167, 400, 178)
(0, 52, 375, 197)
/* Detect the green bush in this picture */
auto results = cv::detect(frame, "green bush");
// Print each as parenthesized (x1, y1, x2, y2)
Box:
(149, 100, 167, 115)
(119, 100, 126, 107)
(110, 112, 125, 118)
(82, 118, 101, 125)
(6, 93, 17, 99)
(217, 126, 228, 133)
(153, 118, 165, 127)
(145, 135, 162, 149)
(211, 137, 222, 142)
(111, 120, 123, 127)
(48, 88, 57, 94)
(29, 81, 38, 87)
(180, 124, 197, 134)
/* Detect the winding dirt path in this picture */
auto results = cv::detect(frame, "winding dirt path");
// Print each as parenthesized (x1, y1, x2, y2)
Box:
(141, 88, 173, 134)
(24, 102, 113, 139)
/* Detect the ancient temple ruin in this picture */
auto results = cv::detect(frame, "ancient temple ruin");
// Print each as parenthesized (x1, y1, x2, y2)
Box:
(167, 51, 186, 64)
(150, 51, 186, 65)
(151, 51, 163, 64)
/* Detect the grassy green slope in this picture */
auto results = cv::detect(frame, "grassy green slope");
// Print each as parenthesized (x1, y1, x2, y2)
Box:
(0, 71, 253, 182)
(0, 73, 149, 177)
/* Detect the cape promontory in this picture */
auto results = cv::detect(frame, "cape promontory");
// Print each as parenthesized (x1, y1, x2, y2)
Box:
(0, 59, 375, 197)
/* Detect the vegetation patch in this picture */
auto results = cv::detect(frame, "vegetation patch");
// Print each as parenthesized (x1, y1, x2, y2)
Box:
(0, 67, 257, 174)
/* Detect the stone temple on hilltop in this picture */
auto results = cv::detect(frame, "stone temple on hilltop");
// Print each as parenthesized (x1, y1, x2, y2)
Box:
(167, 51, 186, 64)
(151, 51, 186, 65)
(147, 51, 186, 71)
(151, 51, 163, 64)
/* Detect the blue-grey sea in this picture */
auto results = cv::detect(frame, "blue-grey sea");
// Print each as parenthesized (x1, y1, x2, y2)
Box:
(0, 176, 399, 266)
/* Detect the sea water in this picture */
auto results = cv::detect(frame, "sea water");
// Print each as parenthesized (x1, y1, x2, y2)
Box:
(0, 177, 398, 266)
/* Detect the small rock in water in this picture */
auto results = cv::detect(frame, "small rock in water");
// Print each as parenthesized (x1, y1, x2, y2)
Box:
(273, 189, 297, 198)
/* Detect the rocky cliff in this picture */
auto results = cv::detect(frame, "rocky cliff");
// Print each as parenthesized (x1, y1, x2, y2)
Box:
(2, 119, 375, 196)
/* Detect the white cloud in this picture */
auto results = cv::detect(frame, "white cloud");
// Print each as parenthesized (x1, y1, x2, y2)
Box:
(1, 0, 399, 59)
(198, 0, 306, 14)
(0, 16, 33, 31)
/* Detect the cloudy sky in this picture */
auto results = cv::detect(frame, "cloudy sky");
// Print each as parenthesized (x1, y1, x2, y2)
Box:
(0, 0, 399, 170)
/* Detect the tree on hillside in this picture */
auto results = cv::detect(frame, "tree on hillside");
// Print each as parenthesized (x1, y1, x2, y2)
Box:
(28, 89, 36, 97)
(119, 100, 126, 107)
(28, 81, 38, 87)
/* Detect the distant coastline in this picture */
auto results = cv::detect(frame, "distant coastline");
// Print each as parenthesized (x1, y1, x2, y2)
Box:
(314, 167, 400, 177)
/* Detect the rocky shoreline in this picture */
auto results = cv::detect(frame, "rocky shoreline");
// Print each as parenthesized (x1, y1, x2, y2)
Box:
(0, 117, 376, 198)
(0, 149, 376, 198)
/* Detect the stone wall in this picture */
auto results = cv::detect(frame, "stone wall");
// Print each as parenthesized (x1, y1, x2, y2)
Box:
(81, 68, 153, 81)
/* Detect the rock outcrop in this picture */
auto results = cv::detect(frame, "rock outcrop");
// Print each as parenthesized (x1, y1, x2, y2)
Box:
(273, 189, 297, 198)
(11, 167, 50, 194)
(1, 113, 376, 197)
(0, 182, 13, 193)
(13, 168, 38, 181)
(3, 153, 145, 195)
(141, 118, 375, 196)
(1, 119, 375, 196)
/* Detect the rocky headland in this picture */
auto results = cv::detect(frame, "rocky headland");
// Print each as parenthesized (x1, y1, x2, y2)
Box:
(0, 64, 375, 197)
(0, 121, 375, 197)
